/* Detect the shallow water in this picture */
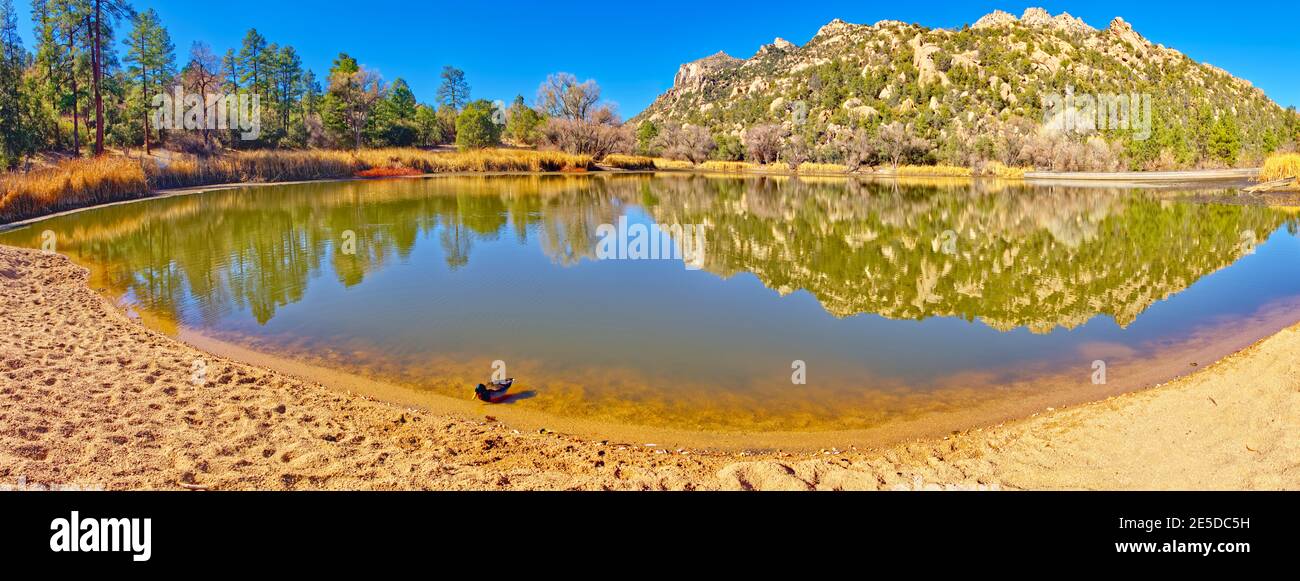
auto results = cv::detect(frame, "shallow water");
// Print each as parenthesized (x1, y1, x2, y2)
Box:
(5, 174, 1299, 433)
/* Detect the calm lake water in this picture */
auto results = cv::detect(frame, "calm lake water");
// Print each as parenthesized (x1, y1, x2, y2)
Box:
(5, 174, 1300, 433)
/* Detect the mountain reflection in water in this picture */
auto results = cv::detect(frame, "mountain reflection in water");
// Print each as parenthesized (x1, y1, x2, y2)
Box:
(4, 174, 1297, 433)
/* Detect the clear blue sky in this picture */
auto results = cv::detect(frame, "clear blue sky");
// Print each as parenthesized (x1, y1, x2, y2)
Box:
(16, 0, 1299, 114)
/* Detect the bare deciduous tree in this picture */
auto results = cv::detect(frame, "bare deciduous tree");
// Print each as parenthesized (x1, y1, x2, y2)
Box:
(537, 72, 600, 122)
(653, 122, 715, 163)
(782, 137, 810, 170)
(540, 115, 634, 158)
(878, 122, 930, 168)
(182, 42, 220, 151)
(744, 124, 786, 164)
(844, 128, 879, 170)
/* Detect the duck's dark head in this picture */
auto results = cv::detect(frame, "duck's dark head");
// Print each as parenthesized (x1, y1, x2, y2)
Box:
(475, 384, 488, 396)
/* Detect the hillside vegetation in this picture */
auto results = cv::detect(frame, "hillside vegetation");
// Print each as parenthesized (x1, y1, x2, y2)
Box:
(634, 8, 1300, 172)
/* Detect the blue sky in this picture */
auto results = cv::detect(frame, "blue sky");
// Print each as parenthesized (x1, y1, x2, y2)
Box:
(15, 0, 1299, 114)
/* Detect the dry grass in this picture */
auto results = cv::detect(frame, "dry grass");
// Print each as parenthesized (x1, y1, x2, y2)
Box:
(896, 164, 974, 177)
(652, 158, 696, 170)
(146, 150, 360, 190)
(1259, 153, 1300, 185)
(1, 148, 602, 224)
(148, 148, 596, 191)
(796, 162, 850, 174)
(974, 161, 1028, 180)
(1, 158, 149, 223)
(355, 148, 595, 173)
(601, 155, 657, 170)
(698, 161, 759, 173)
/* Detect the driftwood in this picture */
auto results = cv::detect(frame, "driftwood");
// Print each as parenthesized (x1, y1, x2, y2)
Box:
(1244, 177, 1298, 194)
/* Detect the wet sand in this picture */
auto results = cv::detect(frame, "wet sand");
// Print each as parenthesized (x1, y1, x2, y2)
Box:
(2, 245, 1297, 490)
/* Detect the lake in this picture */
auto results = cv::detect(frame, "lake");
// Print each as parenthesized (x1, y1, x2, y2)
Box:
(4, 174, 1299, 441)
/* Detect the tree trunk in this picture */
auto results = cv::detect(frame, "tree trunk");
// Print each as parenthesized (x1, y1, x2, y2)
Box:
(143, 78, 151, 154)
(201, 83, 210, 149)
(67, 24, 80, 157)
(93, 1, 105, 156)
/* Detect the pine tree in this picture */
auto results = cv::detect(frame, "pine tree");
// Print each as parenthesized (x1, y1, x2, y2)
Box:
(30, 0, 66, 149)
(273, 45, 302, 139)
(123, 8, 174, 154)
(455, 99, 501, 150)
(0, 0, 31, 168)
(436, 65, 469, 111)
(322, 52, 383, 149)
(87, 0, 132, 155)
(372, 77, 417, 146)
(504, 95, 544, 146)
(237, 29, 268, 91)
(220, 48, 239, 91)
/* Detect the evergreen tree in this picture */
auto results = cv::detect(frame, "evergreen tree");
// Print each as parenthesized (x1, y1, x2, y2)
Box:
(413, 103, 442, 146)
(1208, 114, 1242, 167)
(272, 45, 302, 141)
(220, 47, 239, 91)
(503, 95, 543, 145)
(0, 0, 32, 168)
(237, 29, 268, 91)
(636, 121, 659, 155)
(87, 0, 132, 155)
(372, 77, 417, 146)
(455, 98, 501, 150)
(436, 65, 469, 111)
(123, 7, 173, 153)
(321, 52, 382, 148)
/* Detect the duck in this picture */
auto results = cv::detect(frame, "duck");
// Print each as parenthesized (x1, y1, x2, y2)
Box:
(474, 378, 515, 403)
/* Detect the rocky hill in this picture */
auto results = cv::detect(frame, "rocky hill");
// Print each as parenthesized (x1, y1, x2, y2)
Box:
(633, 8, 1297, 170)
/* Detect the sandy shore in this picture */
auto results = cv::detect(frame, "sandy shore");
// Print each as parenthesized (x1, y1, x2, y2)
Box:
(2, 245, 1297, 490)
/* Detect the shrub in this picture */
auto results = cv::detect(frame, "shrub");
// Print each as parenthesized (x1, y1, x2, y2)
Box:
(712, 134, 745, 161)
(539, 118, 634, 159)
(456, 100, 504, 150)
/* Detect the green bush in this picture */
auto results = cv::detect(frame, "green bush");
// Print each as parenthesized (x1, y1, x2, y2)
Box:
(455, 99, 503, 150)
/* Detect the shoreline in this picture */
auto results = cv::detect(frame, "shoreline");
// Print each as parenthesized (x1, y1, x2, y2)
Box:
(3, 245, 1297, 490)
(180, 293, 1300, 452)
(0, 167, 1274, 234)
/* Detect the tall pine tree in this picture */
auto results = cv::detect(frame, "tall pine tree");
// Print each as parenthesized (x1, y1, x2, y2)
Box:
(0, 0, 31, 168)
(124, 7, 173, 154)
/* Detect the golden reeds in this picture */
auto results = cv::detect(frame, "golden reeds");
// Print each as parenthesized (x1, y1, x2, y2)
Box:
(601, 155, 657, 170)
(1, 157, 149, 223)
(795, 162, 850, 175)
(651, 158, 695, 170)
(895, 164, 974, 177)
(1, 148, 603, 223)
(974, 161, 1028, 179)
(697, 160, 758, 173)
(1259, 153, 1300, 185)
